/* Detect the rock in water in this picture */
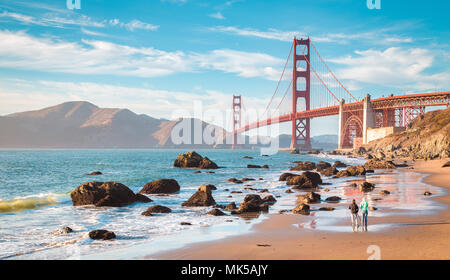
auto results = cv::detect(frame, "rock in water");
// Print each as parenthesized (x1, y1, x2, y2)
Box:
(359, 182, 375, 192)
(364, 159, 396, 169)
(232, 194, 269, 214)
(225, 202, 237, 211)
(87, 171, 102, 176)
(182, 184, 217, 207)
(319, 167, 338, 176)
(325, 196, 342, 202)
(292, 204, 310, 215)
(424, 191, 432, 196)
(336, 166, 366, 177)
(287, 171, 322, 189)
(297, 192, 321, 204)
(442, 161, 450, 168)
(290, 161, 316, 171)
(139, 179, 180, 194)
(135, 193, 152, 203)
(333, 161, 347, 168)
(316, 161, 332, 171)
(279, 173, 297, 181)
(208, 209, 226, 216)
(71, 181, 143, 207)
(89, 230, 116, 240)
(261, 195, 277, 204)
(141, 205, 172, 215)
(173, 151, 219, 169)
(51, 226, 73, 235)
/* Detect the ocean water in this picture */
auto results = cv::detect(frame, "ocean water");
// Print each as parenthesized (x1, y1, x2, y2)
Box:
(0, 149, 441, 259)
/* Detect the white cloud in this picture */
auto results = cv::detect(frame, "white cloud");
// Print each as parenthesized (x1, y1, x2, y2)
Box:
(330, 47, 450, 91)
(0, 30, 284, 80)
(209, 12, 225, 20)
(0, 10, 158, 31)
(209, 26, 414, 45)
(109, 19, 159, 31)
(194, 49, 283, 80)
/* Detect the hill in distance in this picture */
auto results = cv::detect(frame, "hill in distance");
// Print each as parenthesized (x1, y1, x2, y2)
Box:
(0, 101, 338, 149)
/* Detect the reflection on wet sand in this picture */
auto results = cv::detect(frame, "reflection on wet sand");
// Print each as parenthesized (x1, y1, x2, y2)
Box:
(292, 169, 441, 233)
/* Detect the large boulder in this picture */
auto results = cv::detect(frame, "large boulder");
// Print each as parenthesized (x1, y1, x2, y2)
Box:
(364, 159, 396, 169)
(139, 179, 180, 194)
(182, 184, 217, 207)
(290, 161, 316, 171)
(174, 151, 219, 169)
(232, 194, 269, 214)
(336, 166, 366, 177)
(297, 192, 321, 204)
(71, 181, 145, 207)
(287, 171, 322, 189)
(89, 230, 116, 240)
(292, 204, 310, 215)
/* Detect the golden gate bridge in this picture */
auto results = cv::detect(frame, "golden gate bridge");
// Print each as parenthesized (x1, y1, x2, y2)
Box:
(231, 38, 450, 150)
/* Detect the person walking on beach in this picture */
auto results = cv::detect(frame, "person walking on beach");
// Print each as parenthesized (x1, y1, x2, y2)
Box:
(349, 199, 359, 232)
(360, 198, 369, 231)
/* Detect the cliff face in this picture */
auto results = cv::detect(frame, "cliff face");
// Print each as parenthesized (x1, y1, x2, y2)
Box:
(366, 107, 450, 159)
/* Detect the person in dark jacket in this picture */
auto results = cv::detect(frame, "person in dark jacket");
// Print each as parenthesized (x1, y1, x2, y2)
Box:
(349, 199, 360, 232)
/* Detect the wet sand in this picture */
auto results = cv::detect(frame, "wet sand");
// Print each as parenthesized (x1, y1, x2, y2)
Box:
(151, 159, 450, 260)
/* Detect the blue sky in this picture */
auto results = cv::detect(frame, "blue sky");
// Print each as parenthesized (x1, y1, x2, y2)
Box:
(0, 0, 449, 136)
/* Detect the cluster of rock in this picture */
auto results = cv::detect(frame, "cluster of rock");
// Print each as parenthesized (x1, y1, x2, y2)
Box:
(70, 181, 152, 207)
(173, 151, 219, 169)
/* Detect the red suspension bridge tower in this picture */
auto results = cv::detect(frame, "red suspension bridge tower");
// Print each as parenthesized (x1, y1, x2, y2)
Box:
(291, 37, 311, 150)
(232, 95, 242, 149)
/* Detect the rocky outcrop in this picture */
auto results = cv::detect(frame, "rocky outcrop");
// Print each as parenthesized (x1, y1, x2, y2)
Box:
(290, 161, 316, 171)
(359, 182, 375, 192)
(287, 171, 322, 189)
(365, 108, 450, 160)
(182, 184, 217, 207)
(364, 159, 396, 169)
(70, 181, 146, 207)
(336, 166, 366, 177)
(139, 179, 180, 194)
(89, 230, 116, 240)
(173, 151, 219, 169)
(292, 204, 310, 215)
(142, 205, 172, 215)
(135, 194, 153, 203)
(297, 192, 321, 204)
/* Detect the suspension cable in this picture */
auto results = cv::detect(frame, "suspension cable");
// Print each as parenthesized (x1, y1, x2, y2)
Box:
(262, 42, 294, 116)
(310, 40, 358, 102)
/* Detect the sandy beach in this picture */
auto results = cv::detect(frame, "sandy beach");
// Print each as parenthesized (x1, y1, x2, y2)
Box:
(152, 159, 450, 260)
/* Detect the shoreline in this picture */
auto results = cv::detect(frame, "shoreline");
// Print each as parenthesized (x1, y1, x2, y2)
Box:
(150, 158, 450, 260)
